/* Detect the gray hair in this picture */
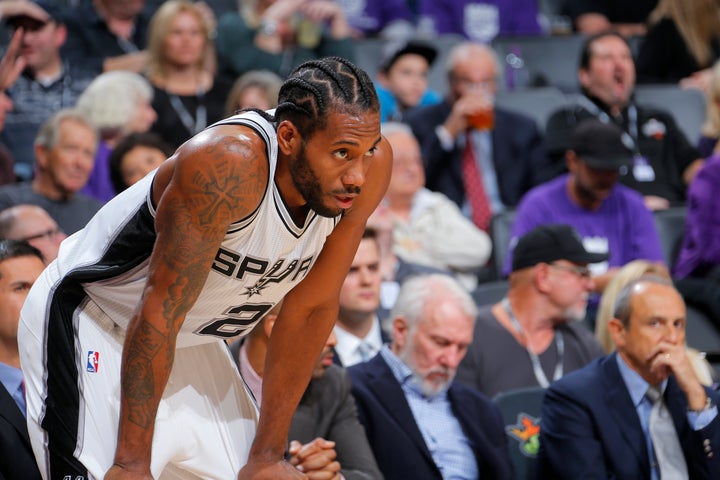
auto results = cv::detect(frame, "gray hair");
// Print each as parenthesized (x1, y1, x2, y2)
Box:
(76, 71, 153, 134)
(445, 41, 500, 78)
(612, 275, 674, 327)
(385, 273, 477, 333)
(34, 108, 97, 150)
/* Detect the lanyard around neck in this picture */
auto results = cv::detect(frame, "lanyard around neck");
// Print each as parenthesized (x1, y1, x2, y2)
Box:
(502, 297, 564, 388)
(168, 88, 207, 135)
(578, 95, 640, 154)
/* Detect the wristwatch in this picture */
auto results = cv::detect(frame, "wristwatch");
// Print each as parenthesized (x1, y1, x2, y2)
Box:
(689, 395, 714, 414)
(258, 18, 279, 36)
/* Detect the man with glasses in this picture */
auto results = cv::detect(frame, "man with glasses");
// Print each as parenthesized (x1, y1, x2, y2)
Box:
(457, 223, 606, 398)
(404, 41, 550, 230)
(505, 118, 664, 294)
(0, 204, 66, 263)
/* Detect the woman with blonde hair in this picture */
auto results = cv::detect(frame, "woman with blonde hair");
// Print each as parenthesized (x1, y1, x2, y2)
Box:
(636, 0, 720, 92)
(146, 0, 232, 149)
(697, 62, 720, 157)
(596, 260, 715, 386)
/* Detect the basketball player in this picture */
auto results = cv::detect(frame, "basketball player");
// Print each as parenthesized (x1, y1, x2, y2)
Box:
(18, 57, 391, 480)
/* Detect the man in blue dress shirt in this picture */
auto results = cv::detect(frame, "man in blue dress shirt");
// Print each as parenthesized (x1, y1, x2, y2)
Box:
(348, 273, 514, 479)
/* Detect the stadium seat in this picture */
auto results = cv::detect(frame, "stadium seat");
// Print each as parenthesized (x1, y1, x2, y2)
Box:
(489, 209, 517, 279)
(491, 34, 586, 93)
(496, 86, 569, 131)
(493, 386, 546, 480)
(652, 206, 687, 270)
(634, 84, 707, 145)
(471, 280, 509, 307)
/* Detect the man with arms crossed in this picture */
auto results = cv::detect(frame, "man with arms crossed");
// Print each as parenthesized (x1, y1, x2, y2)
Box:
(18, 57, 391, 480)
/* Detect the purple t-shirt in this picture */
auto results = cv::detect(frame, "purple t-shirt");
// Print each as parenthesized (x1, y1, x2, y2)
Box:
(418, 0, 541, 43)
(338, 0, 413, 36)
(674, 155, 720, 278)
(80, 141, 116, 204)
(504, 174, 664, 276)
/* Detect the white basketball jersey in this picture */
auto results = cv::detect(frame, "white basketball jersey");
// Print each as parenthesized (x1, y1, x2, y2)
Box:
(51, 110, 340, 347)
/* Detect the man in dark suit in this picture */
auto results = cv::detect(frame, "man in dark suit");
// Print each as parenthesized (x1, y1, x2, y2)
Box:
(538, 276, 720, 479)
(348, 273, 515, 480)
(403, 41, 550, 230)
(0, 239, 46, 480)
(229, 303, 382, 480)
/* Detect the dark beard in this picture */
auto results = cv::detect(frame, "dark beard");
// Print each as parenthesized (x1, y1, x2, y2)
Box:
(290, 146, 347, 218)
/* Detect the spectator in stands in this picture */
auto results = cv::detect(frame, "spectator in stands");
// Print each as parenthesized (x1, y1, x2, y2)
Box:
(0, 109, 101, 234)
(636, 0, 720, 92)
(146, 1, 232, 150)
(545, 31, 705, 211)
(595, 259, 716, 386)
(375, 40, 441, 123)
(0, 204, 65, 263)
(349, 273, 515, 480)
(337, 0, 415, 40)
(0, 239, 46, 480)
(224, 69, 282, 116)
(458, 223, 606, 398)
(333, 227, 389, 367)
(366, 203, 448, 320)
(538, 276, 720, 479)
(566, 0, 657, 37)
(76, 71, 157, 202)
(507, 119, 665, 294)
(108, 132, 173, 194)
(0, 28, 23, 186)
(228, 302, 383, 480)
(0, 0, 94, 181)
(698, 63, 720, 157)
(416, 0, 542, 44)
(382, 122, 491, 289)
(404, 42, 549, 231)
(675, 153, 720, 281)
(61, 0, 156, 75)
(216, 0, 354, 79)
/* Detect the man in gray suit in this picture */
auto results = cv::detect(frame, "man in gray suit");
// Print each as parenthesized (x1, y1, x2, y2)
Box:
(229, 302, 383, 480)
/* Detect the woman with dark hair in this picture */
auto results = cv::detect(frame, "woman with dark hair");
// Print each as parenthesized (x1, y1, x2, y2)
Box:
(109, 132, 173, 193)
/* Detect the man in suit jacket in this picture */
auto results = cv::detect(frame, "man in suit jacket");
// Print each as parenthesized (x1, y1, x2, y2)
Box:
(0, 240, 46, 480)
(403, 42, 550, 227)
(538, 276, 720, 479)
(348, 273, 515, 480)
(229, 303, 382, 480)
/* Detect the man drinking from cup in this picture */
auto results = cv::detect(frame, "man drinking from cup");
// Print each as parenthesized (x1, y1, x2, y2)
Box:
(405, 42, 551, 230)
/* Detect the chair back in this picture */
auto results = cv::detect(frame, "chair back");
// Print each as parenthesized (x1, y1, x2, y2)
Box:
(493, 386, 547, 480)
(496, 87, 569, 131)
(634, 85, 707, 145)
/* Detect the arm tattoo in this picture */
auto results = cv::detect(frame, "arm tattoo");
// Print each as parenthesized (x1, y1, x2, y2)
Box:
(123, 319, 166, 428)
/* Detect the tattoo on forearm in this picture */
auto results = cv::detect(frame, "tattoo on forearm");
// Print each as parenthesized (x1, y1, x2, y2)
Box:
(123, 320, 166, 428)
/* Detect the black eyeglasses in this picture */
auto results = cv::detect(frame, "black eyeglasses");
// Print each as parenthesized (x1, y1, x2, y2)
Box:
(549, 263, 592, 279)
(20, 228, 62, 242)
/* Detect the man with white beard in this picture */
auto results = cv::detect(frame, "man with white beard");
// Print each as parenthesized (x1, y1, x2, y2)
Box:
(457, 224, 607, 398)
(348, 273, 514, 480)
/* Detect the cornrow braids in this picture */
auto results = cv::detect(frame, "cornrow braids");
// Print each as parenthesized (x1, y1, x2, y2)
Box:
(275, 57, 379, 140)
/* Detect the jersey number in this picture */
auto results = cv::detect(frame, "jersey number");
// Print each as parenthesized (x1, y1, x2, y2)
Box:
(196, 303, 272, 338)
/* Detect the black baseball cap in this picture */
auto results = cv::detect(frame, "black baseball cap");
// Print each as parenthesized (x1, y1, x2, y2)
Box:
(570, 118, 634, 170)
(511, 224, 608, 272)
(4, 1, 64, 28)
(379, 40, 437, 73)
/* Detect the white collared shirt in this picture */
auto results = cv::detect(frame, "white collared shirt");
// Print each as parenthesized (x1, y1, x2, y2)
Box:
(333, 317, 384, 367)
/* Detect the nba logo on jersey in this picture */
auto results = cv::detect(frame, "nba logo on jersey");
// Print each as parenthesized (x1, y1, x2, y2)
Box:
(87, 351, 100, 373)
